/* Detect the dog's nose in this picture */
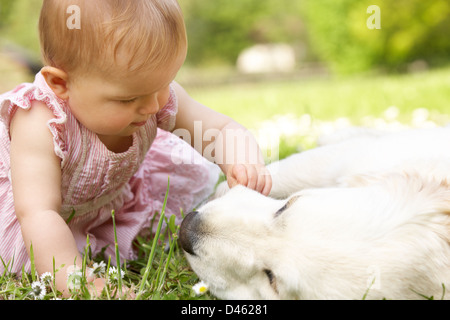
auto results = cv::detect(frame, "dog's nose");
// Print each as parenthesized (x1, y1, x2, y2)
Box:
(179, 211, 201, 256)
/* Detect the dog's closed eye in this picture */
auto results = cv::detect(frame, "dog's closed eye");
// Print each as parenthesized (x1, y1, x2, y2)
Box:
(264, 269, 278, 294)
(275, 195, 300, 217)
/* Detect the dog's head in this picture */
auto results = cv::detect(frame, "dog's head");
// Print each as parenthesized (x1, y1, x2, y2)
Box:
(179, 174, 450, 300)
(179, 184, 368, 300)
(179, 185, 295, 299)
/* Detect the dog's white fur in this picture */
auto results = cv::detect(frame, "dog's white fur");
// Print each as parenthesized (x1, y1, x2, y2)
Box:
(180, 127, 450, 300)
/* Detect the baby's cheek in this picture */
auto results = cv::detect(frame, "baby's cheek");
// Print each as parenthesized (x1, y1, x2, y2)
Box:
(108, 113, 133, 127)
(157, 87, 171, 109)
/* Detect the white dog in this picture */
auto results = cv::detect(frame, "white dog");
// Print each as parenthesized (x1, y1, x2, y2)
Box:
(179, 127, 450, 300)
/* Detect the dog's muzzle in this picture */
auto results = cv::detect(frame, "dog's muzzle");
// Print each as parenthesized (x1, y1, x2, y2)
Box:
(179, 211, 201, 256)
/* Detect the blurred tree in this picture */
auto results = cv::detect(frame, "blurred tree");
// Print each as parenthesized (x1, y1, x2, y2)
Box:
(301, 0, 450, 74)
(0, 0, 15, 29)
(180, 0, 305, 66)
(4, 0, 446, 75)
(0, 0, 42, 54)
(3, 0, 307, 68)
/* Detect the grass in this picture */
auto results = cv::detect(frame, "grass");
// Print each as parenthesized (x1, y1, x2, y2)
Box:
(0, 180, 213, 300)
(181, 66, 450, 129)
(0, 225, 208, 300)
(1, 66, 450, 300)
(182, 66, 450, 159)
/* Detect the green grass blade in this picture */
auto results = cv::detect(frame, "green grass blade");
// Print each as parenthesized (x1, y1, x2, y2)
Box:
(158, 230, 178, 291)
(65, 208, 76, 224)
(111, 210, 123, 297)
(136, 177, 170, 300)
(29, 243, 36, 282)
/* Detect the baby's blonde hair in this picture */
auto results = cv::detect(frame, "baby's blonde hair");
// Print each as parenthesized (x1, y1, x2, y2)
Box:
(39, 0, 187, 78)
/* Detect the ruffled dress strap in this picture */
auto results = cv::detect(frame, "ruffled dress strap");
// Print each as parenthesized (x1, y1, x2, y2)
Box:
(156, 83, 178, 132)
(0, 72, 68, 162)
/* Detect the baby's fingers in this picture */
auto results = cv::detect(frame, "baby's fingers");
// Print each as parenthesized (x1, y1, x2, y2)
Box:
(227, 164, 247, 188)
(228, 164, 272, 196)
(257, 167, 272, 196)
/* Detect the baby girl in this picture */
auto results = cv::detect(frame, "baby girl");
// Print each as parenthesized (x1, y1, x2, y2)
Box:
(0, 0, 271, 296)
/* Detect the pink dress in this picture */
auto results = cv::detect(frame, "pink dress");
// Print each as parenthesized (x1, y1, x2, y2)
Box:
(0, 73, 219, 274)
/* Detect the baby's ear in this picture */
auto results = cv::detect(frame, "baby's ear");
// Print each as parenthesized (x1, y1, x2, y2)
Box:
(41, 66, 70, 100)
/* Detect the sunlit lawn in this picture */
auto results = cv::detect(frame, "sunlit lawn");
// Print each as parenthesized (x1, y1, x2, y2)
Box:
(182, 66, 450, 130)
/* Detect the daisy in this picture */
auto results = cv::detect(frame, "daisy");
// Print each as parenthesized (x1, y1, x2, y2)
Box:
(31, 281, 46, 300)
(92, 261, 106, 276)
(108, 266, 124, 283)
(192, 281, 209, 295)
(40, 272, 53, 284)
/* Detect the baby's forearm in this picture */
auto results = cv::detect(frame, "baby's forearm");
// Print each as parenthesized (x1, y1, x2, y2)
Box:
(18, 209, 83, 296)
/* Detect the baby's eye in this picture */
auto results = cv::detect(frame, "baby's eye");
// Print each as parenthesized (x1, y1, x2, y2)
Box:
(118, 97, 138, 104)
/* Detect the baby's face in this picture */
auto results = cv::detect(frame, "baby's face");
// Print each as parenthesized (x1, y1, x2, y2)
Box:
(65, 54, 184, 138)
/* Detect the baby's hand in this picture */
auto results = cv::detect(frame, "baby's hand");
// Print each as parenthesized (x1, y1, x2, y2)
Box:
(67, 265, 135, 299)
(88, 277, 136, 300)
(226, 164, 272, 196)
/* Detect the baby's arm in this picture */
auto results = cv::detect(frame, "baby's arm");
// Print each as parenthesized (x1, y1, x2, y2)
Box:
(10, 101, 83, 297)
(172, 83, 271, 195)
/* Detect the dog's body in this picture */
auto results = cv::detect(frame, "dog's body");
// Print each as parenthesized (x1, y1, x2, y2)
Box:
(180, 127, 450, 300)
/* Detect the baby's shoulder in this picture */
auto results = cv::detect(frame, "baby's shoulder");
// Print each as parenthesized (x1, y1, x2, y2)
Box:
(11, 100, 54, 137)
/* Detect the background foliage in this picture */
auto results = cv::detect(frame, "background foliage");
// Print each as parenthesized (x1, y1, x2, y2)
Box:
(301, 0, 450, 74)
(1, 0, 449, 74)
(180, 0, 306, 66)
(0, 0, 41, 53)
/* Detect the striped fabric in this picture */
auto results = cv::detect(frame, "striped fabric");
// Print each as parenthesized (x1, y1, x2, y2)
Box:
(0, 73, 219, 274)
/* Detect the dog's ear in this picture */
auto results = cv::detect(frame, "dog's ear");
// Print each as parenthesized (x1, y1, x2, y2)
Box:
(275, 195, 301, 217)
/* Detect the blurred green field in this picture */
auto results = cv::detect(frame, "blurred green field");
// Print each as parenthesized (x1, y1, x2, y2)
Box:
(2, 52, 449, 132)
(0, 53, 34, 93)
(180, 67, 450, 130)
(3, 58, 449, 157)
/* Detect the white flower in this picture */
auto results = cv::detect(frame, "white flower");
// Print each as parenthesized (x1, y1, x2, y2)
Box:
(192, 281, 209, 295)
(108, 266, 124, 283)
(384, 106, 400, 121)
(92, 261, 106, 275)
(31, 281, 46, 300)
(40, 272, 53, 284)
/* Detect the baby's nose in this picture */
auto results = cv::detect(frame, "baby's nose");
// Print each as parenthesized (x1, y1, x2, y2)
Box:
(138, 96, 160, 115)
